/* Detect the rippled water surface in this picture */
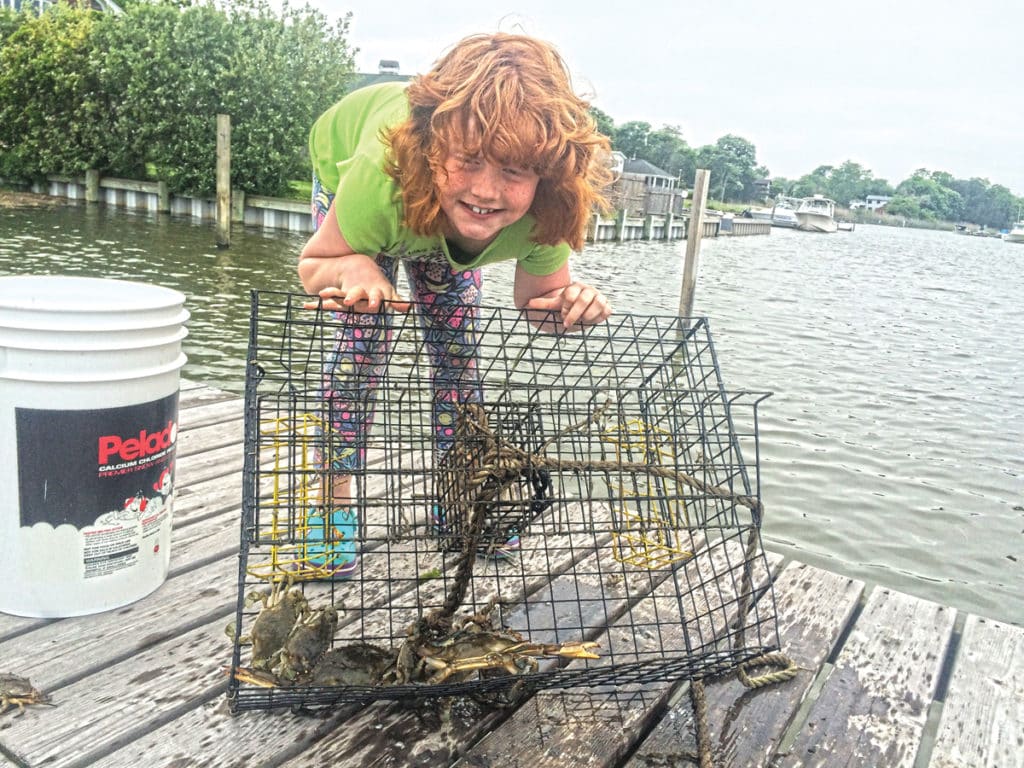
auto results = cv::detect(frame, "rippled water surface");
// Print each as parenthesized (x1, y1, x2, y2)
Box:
(2, 204, 1021, 624)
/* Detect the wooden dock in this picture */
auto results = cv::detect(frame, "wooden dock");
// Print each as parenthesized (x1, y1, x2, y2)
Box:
(1, 381, 1020, 768)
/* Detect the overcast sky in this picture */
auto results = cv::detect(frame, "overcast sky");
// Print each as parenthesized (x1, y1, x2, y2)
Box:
(306, 0, 1023, 196)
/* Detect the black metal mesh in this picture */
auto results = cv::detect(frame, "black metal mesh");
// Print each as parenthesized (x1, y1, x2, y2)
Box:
(227, 290, 779, 711)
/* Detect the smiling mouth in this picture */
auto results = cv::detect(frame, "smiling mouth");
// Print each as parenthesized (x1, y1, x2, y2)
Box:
(466, 203, 498, 215)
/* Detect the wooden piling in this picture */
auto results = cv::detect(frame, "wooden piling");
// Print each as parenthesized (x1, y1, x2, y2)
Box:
(85, 169, 99, 204)
(678, 169, 710, 321)
(215, 114, 231, 248)
(157, 181, 170, 213)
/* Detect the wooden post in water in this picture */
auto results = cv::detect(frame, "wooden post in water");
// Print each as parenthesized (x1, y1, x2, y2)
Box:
(216, 114, 231, 248)
(85, 169, 100, 204)
(678, 169, 710, 322)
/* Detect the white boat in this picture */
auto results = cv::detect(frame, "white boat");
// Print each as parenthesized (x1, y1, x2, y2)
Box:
(741, 206, 774, 223)
(742, 198, 800, 228)
(837, 221, 855, 232)
(770, 197, 800, 228)
(795, 195, 838, 233)
(1004, 222, 1024, 243)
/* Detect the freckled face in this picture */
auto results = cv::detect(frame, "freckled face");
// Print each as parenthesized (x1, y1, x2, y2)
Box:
(435, 153, 540, 254)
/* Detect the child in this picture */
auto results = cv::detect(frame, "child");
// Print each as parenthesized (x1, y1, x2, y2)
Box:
(296, 32, 613, 578)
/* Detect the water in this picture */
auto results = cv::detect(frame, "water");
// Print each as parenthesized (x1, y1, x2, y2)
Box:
(2, 203, 1021, 625)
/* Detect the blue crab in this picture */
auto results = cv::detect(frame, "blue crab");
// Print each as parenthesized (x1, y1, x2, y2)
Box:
(1, 673, 51, 716)
(388, 609, 599, 685)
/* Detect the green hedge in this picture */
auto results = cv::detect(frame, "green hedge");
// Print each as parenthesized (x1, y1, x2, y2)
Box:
(0, 0, 356, 197)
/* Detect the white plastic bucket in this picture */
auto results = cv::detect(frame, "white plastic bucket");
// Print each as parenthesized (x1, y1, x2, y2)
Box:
(0, 276, 189, 618)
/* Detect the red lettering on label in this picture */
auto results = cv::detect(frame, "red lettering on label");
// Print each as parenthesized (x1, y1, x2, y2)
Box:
(97, 421, 177, 465)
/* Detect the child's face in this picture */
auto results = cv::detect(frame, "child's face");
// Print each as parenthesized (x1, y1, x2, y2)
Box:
(436, 152, 539, 252)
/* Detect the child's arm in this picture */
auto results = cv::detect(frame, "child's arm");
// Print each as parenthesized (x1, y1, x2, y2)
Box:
(298, 200, 410, 312)
(513, 263, 612, 333)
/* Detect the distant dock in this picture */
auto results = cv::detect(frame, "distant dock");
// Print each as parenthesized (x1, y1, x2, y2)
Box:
(587, 210, 771, 243)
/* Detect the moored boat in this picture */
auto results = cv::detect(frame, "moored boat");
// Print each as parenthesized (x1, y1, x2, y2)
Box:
(1004, 223, 1024, 243)
(741, 196, 800, 228)
(770, 196, 800, 228)
(795, 195, 838, 233)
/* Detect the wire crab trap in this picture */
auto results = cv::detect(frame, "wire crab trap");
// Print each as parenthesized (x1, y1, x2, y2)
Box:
(227, 290, 779, 712)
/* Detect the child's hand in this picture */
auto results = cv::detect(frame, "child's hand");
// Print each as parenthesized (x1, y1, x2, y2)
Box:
(523, 282, 611, 332)
(556, 282, 612, 330)
(303, 253, 411, 313)
(312, 286, 411, 314)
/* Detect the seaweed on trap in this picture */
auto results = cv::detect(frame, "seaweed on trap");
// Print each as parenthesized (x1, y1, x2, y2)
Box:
(226, 292, 779, 711)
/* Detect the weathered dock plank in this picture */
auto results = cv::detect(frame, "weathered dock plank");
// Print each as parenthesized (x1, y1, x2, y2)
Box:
(626, 560, 865, 768)
(5, 381, 1002, 768)
(268, 529, 657, 767)
(175, 401, 244, 450)
(172, 471, 245, 525)
(446, 550, 783, 768)
(0, 614, 235, 768)
(179, 379, 242, 406)
(0, 505, 239, 644)
(0, 556, 238, 691)
(929, 614, 1024, 768)
(175, 443, 246, 488)
(779, 588, 956, 768)
(90, 696, 352, 768)
(73, 501, 608, 766)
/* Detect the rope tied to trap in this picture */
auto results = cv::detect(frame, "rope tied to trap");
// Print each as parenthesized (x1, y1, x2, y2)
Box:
(442, 401, 799, 763)
(446, 401, 764, 520)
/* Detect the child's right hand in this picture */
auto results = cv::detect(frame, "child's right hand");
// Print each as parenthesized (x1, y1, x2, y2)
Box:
(304, 253, 411, 313)
(298, 200, 410, 313)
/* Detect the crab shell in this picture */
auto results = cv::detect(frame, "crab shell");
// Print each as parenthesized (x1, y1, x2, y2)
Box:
(0, 673, 50, 715)
(309, 643, 396, 687)
(250, 588, 309, 668)
(274, 606, 339, 681)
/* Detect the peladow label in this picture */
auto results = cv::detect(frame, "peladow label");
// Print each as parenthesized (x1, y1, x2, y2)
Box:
(97, 420, 178, 472)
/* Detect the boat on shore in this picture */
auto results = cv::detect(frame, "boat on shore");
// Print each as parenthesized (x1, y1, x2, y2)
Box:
(795, 195, 838, 233)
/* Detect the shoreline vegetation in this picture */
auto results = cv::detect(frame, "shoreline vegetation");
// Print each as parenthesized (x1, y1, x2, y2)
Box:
(0, 185, 964, 234)
(2, 2, 1019, 232)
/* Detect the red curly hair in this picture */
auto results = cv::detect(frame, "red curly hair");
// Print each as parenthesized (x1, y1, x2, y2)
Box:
(384, 33, 612, 252)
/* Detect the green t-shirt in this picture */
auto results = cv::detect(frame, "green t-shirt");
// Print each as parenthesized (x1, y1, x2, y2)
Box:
(308, 82, 570, 276)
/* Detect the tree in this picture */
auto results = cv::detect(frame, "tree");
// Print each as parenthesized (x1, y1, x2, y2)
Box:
(884, 195, 923, 219)
(896, 170, 964, 221)
(695, 134, 760, 202)
(612, 121, 653, 160)
(0, 0, 356, 196)
(0, 4, 109, 180)
(786, 161, 893, 207)
(589, 106, 615, 141)
(645, 125, 696, 186)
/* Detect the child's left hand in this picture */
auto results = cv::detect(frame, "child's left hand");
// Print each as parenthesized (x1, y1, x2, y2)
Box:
(522, 281, 612, 332)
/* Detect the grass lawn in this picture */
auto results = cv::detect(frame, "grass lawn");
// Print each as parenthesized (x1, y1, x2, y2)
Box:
(287, 179, 312, 202)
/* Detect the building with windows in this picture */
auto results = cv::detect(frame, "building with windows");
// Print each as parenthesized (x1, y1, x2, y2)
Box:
(850, 194, 892, 211)
(609, 158, 685, 218)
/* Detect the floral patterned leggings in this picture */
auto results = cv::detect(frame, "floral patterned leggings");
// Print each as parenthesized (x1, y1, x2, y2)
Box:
(311, 174, 483, 474)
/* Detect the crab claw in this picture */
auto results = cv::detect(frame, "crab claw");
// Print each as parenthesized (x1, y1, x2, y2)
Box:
(546, 641, 600, 660)
(223, 664, 281, 688)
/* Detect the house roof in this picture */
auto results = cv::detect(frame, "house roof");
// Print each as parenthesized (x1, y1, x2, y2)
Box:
(623, 158, 673, 178)
(349, 72, 412, 91)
